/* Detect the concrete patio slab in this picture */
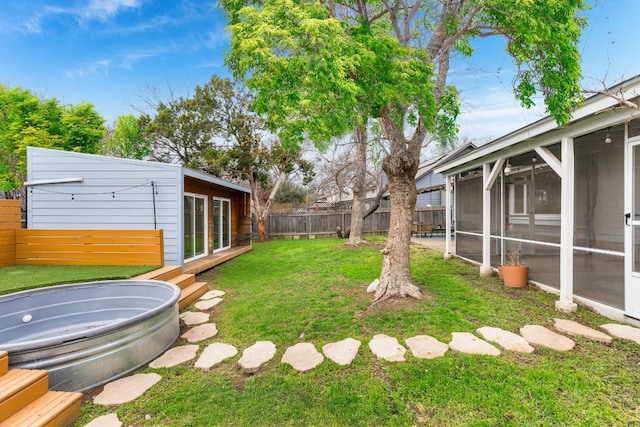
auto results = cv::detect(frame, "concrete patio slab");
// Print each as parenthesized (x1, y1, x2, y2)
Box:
(149, 345, 199, 368)
(322, 338, 361, 365)
(93, 373, 162, 406)
(200, 290, 226, 300)
(181, 323, 218, 343)
(194, 297, 224, 311)
(83, 413, 122, 427)
(179, 311, 210, 325)
(369, 334, 407, 362)
(476, 326, 534, 353)
(195, 343, 238, 369)
(238, 341, 277, 373)
(281, 343, 324, 372)
(554, 319, 612, 344)
(520, 325, 575, 351)
(600, 323, 640, 345)
(405, 335, 449, 359)
(449, 332, 501, 356)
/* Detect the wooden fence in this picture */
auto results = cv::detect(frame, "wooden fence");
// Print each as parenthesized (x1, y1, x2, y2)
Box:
(0, 199, 164, 266)
(264, 207, 447, 239)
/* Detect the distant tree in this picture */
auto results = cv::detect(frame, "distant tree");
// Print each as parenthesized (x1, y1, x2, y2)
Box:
(274, 179, 308, 204)
(101, 114, 152, 160)
(144, 76, 314, 241)
(0, 84, 105, 199)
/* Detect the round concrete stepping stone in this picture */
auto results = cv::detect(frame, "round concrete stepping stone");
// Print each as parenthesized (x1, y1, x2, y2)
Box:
(238, 341, 277, 373)
(194, 297, 224, 311)
(149, 344, 199, 368)
(179, 311, 210, 326)
(322, 338, 361, 365)
(554, 319, 612, 344)
(195, 343, 238, 369)
(281, 343, 324, 372)
(181, 323, 218, 343)
(200, 289, 226, 300)
(519, 325, 575, 351)
(600, 323, 640, 345)
(369, 334, 406, 362)
(93, 373, 162, 406)
(476, 326, 534, 353)
(84, 413, 122, 427)
(405, 335, 449, 359)
(449, 332, 501, 356)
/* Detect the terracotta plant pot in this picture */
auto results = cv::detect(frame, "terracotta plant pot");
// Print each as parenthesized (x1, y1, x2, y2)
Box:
(497, 265, 504, 280)
(501, 265, 529, 288)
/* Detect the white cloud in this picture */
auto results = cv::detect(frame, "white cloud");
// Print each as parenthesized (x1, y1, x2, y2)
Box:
(64, 59, 112, 79)
(77, 0, 142, 22)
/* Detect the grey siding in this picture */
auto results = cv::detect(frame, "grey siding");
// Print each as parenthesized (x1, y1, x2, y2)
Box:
(26, 147, 182, 265)
(417, 191, 442, 207)
(415, 171, 445, 190)
(415, 171, 445, 207)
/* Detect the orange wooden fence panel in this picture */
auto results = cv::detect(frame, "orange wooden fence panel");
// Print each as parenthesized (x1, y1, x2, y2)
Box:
(0, 200, 21, 230)
(0, 229, 16, 267)
(15, 229, 164, 266)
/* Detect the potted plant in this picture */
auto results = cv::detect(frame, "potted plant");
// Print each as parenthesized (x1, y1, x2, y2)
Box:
(501, 250, 528, 288)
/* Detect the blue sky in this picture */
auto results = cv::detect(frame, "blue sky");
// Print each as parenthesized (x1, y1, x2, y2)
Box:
(1, 0, 639, 142)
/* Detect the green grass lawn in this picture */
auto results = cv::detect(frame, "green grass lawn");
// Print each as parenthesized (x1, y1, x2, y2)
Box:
(0, 264, 159, 295)
(73, 238, 640, 426)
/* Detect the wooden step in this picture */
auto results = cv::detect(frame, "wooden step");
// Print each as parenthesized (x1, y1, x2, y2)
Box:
(0, 369, 49, 424)
(179, 282, 209, 310)
(132, 265, 182, 281)
(167, 273, 196, 290)
(0, 391, 82, 427)
(0, 351, 7, 376)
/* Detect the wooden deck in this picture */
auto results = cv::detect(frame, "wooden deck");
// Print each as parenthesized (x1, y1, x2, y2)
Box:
(183, 245, 252, 275)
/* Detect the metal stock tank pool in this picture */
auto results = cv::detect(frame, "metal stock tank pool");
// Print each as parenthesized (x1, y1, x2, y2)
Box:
(0, 279, 180, 391)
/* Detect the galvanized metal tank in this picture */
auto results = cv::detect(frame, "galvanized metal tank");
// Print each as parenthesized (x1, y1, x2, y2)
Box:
(0, 280, 180, 391)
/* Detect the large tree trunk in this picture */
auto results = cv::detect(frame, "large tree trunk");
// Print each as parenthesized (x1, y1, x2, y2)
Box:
(250, 171, 285, 242)
(373, 114, 424, 303)
(347, 125, 368, 246)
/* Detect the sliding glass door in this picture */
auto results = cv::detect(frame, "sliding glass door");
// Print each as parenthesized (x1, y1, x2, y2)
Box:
(213, 197, 231, 252)
(184, 194, 207, 261)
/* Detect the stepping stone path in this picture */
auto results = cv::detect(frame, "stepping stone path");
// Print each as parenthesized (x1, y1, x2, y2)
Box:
(195, 297, 224, 311)
(520, 325, 575, 351)
(405, 335, 449, 359)
(200, 289, 226, 300)
(369, 334, 407, 361)
(600, 323, 640, 345)
(322, 338, 361, 365)
(282, 343, 324, 372)
(94, 373, 162, 406)
(195, 343, 238, 369)
(449, 332, 501, 356)
(181, 323, 218, 343)
(83, 413, 122, 427)
(476, 326, 535, 353)
(179, 311, 210, 325)
(86, 282, 640, 426)
(239, 341, 277, 373)
(149, 345, 199, 368)
(554, 318, 612, 344)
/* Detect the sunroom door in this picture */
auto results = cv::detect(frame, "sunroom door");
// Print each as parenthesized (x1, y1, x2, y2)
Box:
(213, 197, 231, 252)
(184, 194, 207, 261)
(625, 127, 640, 318)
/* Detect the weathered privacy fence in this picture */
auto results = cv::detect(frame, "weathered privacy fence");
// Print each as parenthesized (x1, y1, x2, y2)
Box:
(264, 207, 446, 239)
(0, 199, 163, 267)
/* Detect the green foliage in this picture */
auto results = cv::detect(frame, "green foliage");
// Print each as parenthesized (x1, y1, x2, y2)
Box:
(482, 0, 587, 124)
(0, 84, 105, 194)
(274, 179, 307, 203)
(100, 114, 152, 160)
(225, 0, 436, 147)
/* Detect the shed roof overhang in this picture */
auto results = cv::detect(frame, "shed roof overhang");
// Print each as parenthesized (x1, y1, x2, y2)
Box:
(435, 74, 640, 176)
(182, 168, 251, 194)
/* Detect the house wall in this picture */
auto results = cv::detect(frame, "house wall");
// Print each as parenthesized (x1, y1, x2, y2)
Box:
(27, 147, 182, 265)
(415, 171, 445, 207)
(184, 178, 252, 252)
